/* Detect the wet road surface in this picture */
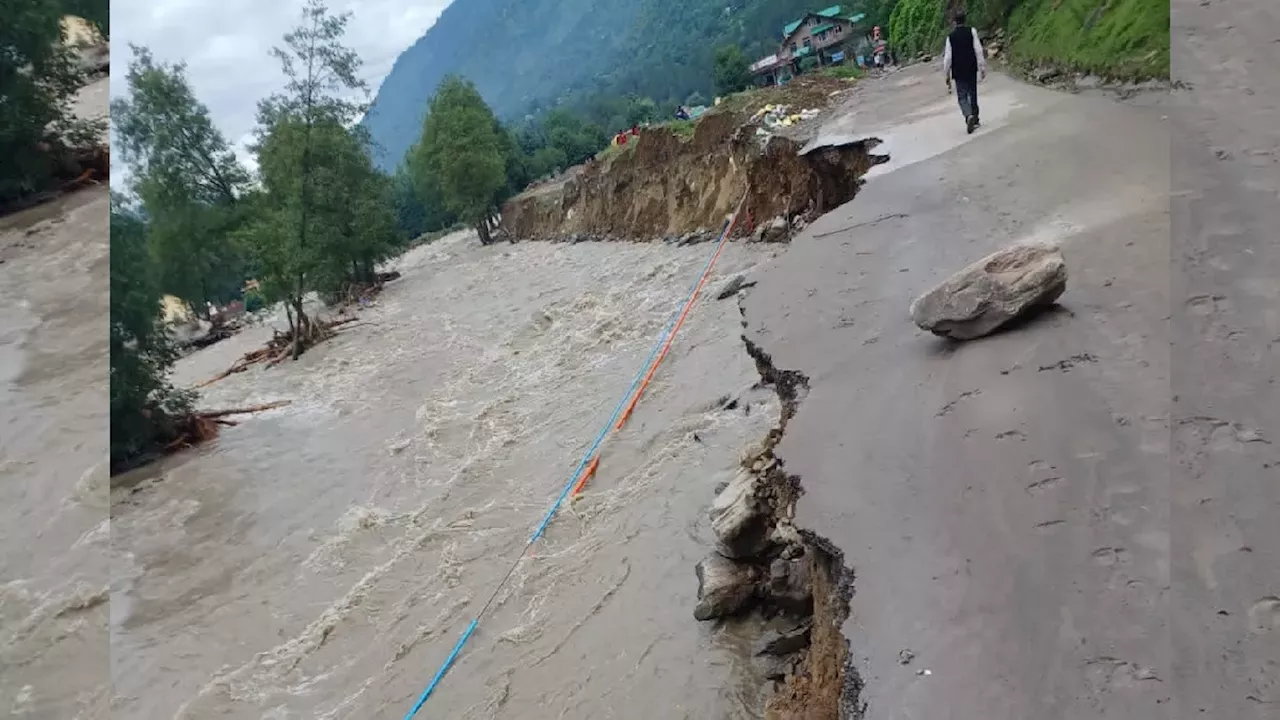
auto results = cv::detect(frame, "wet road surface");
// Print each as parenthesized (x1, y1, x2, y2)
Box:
(743, 15, 1277, 717)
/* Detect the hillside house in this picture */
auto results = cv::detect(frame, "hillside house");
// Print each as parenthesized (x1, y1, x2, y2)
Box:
(751, 5, 867, 86)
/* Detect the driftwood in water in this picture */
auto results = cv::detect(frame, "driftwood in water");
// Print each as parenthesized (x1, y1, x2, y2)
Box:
(196, 400, 292, 419)
(165, 400, 293, 451)
(194, 314, 361, 388)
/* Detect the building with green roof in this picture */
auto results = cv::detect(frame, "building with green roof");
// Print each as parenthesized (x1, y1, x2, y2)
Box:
(749, 4, 871, 85)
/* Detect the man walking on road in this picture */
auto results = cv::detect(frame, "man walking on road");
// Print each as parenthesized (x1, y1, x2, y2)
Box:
(943, 11, 986, 134)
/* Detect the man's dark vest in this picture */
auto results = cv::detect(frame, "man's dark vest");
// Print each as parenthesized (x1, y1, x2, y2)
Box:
(948, 25, 978, 80)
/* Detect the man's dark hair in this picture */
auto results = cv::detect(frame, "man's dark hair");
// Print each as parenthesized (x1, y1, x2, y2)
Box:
(954, 11, 967, 25)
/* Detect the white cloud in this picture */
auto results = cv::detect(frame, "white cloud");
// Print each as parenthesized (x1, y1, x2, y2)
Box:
(110, 0, 452, 184)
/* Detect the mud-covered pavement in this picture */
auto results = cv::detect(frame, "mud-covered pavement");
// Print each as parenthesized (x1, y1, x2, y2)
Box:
(743, 11, 1277, 719)
(1169, 0, 1280, 715)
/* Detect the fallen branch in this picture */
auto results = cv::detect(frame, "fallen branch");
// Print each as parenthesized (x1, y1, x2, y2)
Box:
(192, 314, 361, 388)
(196, 400, 292, 420)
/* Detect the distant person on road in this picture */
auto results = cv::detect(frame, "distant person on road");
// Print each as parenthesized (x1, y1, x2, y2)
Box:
(942, 11, 987, 134)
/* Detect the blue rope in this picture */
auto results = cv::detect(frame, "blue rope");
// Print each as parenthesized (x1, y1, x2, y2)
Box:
(403, 213, 738, 719)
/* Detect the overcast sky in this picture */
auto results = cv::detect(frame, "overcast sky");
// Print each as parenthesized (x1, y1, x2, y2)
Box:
(110, 0, 453, 177)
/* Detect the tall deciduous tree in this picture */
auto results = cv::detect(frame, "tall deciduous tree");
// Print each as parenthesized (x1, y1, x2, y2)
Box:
(109, 193, 192, 469)
(712, 45, 752, 96)
(408, 76, 507, 245)
(112, 47, 252, 314)
(244, 0, 369, 358)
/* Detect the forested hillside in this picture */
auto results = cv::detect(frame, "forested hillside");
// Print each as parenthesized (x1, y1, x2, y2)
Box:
(363, 0, 1167, 171)
(362, 0, 831, 170)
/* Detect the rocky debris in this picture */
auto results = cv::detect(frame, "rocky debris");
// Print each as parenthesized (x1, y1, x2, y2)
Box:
(1032, 66, 1064, 84)
(715, 274, 755, 300)
(761, 653, 803, 682)
(709, 470, 774, 559)
(985, 28, 1006, 60)
(764, 555, 814, 616)
(909, 241, 1068, 340)
(694, 553, 761, 621)
(756, 620, 813, 656)
(678, 228, 715, 246)
(898, 648, 916, 665)
(753, 216, 790, 244)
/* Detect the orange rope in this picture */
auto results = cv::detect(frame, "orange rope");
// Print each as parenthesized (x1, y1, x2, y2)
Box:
(570, 455, 601, 496)
(615, 193, 750, 431)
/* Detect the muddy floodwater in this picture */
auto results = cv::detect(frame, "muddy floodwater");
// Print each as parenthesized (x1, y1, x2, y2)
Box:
(1, 188, 111, 718)
(110, 232, 783, 718)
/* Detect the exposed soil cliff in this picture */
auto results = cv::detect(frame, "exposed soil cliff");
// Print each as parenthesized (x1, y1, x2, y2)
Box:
(501, 104, 885, 243)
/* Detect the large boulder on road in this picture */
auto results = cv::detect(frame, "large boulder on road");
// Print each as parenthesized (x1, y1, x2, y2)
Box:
(709, 470, 773, 559)
(694, 553, 760, 621)
(909, 241, 1067, 340)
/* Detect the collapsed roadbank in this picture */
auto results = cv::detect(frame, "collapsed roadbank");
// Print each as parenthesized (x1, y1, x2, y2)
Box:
(500, 76, 887, 244)
(497, 74, 893, 716)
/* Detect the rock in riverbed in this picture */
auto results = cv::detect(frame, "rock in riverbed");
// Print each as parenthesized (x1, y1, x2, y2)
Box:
(909, 241, 1067, 340)
(756, 621, 812, 656)
(752, 216, 789, 243)
(694, 553, 760, 621)
(715, 273, 755, 300)
(709, 470, 774, 559)
(764, 556, 813, 616)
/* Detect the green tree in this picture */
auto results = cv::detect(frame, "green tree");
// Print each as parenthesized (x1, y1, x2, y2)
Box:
(408, 76, 507, 245)
(112, 47, 251, 315)
(244, 0, 368, 357)
(713, 45, 752, 96)
(301, 123, 398, 293)
(0, 0, 100, 205)
(109, 193, 193, 470)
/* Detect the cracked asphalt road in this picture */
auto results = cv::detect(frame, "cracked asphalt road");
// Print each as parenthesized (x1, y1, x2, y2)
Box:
(742, 4, 1277, 717)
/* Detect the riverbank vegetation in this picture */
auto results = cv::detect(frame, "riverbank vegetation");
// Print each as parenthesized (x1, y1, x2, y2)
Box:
(0, 0, 108, 211)
(110, 0, 404, 470)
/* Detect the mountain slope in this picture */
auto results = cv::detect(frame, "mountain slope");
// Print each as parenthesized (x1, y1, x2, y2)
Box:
(362, 0, 828, 170)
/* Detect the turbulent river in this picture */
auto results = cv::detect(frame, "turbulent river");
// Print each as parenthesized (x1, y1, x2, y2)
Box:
(108, 232, 783, 718)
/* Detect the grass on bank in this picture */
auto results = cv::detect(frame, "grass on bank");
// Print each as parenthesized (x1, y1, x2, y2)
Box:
(1004, 0, 1169, 81)
(889, 0, 1169, 82)
(821, 64, 866, 80)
